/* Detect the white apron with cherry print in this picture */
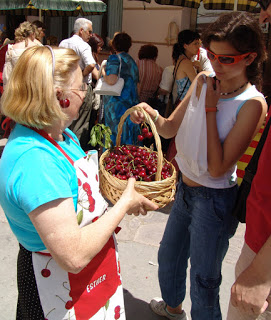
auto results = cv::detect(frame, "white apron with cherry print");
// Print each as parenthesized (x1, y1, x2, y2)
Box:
(31, 129, 125, 320)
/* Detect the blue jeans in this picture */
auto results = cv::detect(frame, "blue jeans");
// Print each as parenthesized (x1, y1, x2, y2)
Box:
(158, 178, 239, 320)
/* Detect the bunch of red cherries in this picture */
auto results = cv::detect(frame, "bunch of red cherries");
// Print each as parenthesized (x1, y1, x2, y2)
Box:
(137, 125, 153, 142)
(104, 145, 172, 181)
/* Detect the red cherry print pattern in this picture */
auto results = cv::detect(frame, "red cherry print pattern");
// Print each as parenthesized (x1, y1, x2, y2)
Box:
(81, 182, 96, 212)
(65, 301, 74, 310)
(78, 178, 82, 187)
(92, 216, 99, 223)
(96, 174, 98, 181)
(114, 305, 121, 319)
(45, 308, 56, 319)
(118, 274, 122, 286)
(56, 295, 73, 310)
(83, 182, 92, 196)
(41, 257, 53, 278)
(79, 167, 88, 178)
(88, 196, 95, 212)
(63, 281, 72, 297)
(41, 268, 51, 278)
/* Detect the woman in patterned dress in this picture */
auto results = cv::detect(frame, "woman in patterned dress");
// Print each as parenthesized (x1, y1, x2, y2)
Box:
(102, 32, 140, 146)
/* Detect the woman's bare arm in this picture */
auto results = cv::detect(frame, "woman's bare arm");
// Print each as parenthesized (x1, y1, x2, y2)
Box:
(205, 78, 267, 177)
(130, 72, 210, 139)
(29, 179, 158, 274)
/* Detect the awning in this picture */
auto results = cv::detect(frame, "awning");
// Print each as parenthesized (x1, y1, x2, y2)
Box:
(130, 0, 258, 11)
(0, 0, 107, 16)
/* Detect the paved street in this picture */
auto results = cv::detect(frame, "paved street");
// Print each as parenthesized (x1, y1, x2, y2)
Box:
(0, 138, 246, 319)
(117, 204, 246, 320)
(0, 202, 245, 320)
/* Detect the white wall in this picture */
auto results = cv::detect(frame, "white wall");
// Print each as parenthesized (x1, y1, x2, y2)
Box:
(122, 0, 193, 68)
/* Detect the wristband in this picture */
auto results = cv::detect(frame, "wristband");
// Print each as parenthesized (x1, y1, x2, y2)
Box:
(153, 109, 159, 123)
(206, 107, 217, 113)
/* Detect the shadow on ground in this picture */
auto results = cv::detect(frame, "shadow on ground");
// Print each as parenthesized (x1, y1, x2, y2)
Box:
(158, 201, 173, 214)
(124, 289, 163, 320)
(108, 197, 173, 216)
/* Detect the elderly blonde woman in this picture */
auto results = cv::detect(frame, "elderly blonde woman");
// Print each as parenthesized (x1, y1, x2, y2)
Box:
(2, 21, 41, 87)
(0, 46, 157, 319)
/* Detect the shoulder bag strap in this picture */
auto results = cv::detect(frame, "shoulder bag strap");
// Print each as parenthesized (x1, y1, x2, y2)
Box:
(168, 56, 186, 106)
(26, 127, 78, 166)
(243, 116, 271, 183)
(117, 54, 122, 79)
(97, 55, 122, 80)
(170, 58, 182, 95)
(170, 56, 187, 93)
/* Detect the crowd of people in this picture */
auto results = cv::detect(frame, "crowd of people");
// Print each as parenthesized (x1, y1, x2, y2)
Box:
(0, 3, 271, 320)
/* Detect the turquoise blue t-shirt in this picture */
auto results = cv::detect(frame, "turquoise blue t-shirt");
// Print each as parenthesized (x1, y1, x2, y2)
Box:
(0, 124, 86, 251)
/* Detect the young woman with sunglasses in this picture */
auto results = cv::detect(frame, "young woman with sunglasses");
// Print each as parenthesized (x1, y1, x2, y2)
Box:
(130, 12, 267, 320)
(226, 3, 271, 320)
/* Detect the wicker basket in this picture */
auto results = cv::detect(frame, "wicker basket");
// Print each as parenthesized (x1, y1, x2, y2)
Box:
(99, 106, 177, 208)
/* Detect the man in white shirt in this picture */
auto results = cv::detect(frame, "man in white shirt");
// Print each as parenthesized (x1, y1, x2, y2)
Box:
(59, 18, 96, 151)
(159, 65, 175, 103)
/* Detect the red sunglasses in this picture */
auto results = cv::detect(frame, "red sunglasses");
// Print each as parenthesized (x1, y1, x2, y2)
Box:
(206, 48, 252, 65)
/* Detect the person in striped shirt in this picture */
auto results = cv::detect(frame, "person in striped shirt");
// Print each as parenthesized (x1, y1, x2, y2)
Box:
(136, 44, 163, 103)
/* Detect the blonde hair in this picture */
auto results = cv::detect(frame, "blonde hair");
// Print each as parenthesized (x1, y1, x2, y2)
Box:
(0, 46, 80, 128)
(14, 21, 37, 44)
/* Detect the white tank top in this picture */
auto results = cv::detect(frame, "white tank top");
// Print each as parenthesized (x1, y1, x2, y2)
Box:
(175, 85, 265, 189)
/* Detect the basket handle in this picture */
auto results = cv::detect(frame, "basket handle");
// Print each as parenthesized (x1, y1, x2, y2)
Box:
(116, 105, 163, 181)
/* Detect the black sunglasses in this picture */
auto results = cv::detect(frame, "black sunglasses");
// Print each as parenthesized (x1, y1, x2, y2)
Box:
(258, 0, 271, 10)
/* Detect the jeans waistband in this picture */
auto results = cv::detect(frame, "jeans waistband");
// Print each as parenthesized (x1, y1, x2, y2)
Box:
(179, 176, 237, 198)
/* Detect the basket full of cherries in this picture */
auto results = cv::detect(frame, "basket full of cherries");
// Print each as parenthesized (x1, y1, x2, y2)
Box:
(99, 106, 177, 208)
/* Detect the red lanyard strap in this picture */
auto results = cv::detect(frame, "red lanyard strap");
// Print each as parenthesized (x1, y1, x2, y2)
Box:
(30, 127, 77, 166)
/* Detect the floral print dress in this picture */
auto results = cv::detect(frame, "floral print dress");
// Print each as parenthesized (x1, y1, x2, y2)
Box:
(103, 52, 140, 146)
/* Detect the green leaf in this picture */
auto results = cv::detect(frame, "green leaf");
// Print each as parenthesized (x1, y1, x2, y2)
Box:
(105, 299, 110, 310)
(89, 134, 97, 147)
(89, 126, 98, 146)
(104, 135, 112, 149)
(77, 210, 83, 225)
(88, 124, 112, 149)
(105, 126, 112, 135)
(97, 129, 102, 143)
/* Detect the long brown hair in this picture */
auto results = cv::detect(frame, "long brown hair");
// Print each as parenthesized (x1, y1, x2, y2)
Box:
(202, 12, 266, 89)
